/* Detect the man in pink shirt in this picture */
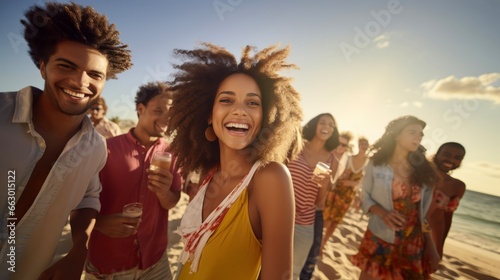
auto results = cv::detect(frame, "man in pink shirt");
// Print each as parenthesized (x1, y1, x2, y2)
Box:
(85, 82, 181, 279)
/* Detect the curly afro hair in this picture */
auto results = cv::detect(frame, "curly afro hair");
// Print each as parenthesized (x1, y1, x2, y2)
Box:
(21, 1, 132, 79)
(166, 43, 303, 173)
(370, 115, 438, 187)
(134, 81, 172, 107)
(134, 81, 173, 118)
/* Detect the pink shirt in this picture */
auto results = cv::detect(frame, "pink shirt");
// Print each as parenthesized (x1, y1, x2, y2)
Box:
(87, 130, 181, 274)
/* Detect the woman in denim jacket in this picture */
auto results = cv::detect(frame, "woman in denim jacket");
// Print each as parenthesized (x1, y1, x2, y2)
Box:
(351, 115, 440, 280)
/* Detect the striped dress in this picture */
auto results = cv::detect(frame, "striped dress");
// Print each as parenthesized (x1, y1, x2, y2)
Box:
(288, 151, 333, 225)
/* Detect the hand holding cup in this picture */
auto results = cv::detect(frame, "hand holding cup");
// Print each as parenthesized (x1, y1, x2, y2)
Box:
(122, 202, 143, 229)
(312, 161, 332, 188)
(150, 151, 172, 173)
(148, 151, 174, 198)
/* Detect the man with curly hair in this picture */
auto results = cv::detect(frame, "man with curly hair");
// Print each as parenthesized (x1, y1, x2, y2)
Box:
(167, 43, 302, 279)
(0, 2, 131, 279)
(85, 82, 181, 279)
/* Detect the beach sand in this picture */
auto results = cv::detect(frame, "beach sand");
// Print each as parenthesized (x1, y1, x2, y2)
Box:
(54, 192, 499, 279)
(167, 193, 499, 279)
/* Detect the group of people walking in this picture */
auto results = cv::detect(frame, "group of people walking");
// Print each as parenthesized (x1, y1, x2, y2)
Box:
(0, 2, 467, 280)
(289, 113, 466, 280)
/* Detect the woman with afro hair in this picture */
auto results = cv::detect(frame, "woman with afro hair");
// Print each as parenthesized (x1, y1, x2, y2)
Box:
(167, 43, 302, 280)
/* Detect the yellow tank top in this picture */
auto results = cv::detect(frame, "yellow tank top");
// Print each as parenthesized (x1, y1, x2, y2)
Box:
(177, 188, 262, 279)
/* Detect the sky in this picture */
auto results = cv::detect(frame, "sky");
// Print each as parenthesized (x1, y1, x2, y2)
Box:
(1, 0, 499, 197)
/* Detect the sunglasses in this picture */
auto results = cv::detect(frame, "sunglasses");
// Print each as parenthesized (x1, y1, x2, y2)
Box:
(90, 107, 102, 112)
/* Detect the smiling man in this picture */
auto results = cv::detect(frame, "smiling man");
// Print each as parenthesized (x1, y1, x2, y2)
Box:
(0, 2, 131, 279)
(85, 82, 181, 279)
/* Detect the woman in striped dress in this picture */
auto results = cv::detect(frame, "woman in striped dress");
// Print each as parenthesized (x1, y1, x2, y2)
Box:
(288, 113, 339, 278)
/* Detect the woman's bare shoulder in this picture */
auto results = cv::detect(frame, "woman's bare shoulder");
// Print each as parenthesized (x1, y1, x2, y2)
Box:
(254, 161, 291, 184)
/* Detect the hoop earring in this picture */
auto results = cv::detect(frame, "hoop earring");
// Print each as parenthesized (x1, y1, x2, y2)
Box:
(205, 125, 217, 142)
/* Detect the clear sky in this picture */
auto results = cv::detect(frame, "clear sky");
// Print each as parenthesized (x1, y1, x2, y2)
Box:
(1, 0, 499, 196)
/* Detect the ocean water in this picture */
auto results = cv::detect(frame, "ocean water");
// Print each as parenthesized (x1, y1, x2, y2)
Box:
(446, 190, 500, 255)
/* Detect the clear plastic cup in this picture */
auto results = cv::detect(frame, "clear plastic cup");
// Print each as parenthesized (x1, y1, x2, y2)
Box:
(313, 161, 331, 176)
(122, 202, 143, 228)
(150, 151, 172, 172)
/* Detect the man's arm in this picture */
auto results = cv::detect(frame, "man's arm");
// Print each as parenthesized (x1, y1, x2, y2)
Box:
(38, 208, 97, 280)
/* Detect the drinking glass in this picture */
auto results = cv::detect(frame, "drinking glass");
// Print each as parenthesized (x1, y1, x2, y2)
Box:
(122, 202, 143, 228)
(150, 151, 172, 172)
(313, 162, 331, 176)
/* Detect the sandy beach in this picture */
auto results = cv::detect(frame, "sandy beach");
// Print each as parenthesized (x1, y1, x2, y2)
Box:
(54, 192, 499, 279)
(166, 193, 500, 280)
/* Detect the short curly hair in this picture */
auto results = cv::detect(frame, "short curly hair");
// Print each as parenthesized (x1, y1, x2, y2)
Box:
(166, 43, 303, 173)
(135, 82, 172, 107)
(21, 1, 132, 79)
(134, 81, 172, 118)
(302, 113, 339, 151)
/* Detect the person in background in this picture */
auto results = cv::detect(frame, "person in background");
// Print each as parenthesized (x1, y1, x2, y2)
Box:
(85, 82, 181, 279)
(299, 130, 350, 279)
(428, 142, 466, 259)
(351, 137, 372, 213)
(0, 2, 131, 279)
(88, 97, 122, 138)
(319, 136, 369, 258)
(351, 115, 440, 279)
(287, 113, 339, 279)
(167, 43, 302, 279)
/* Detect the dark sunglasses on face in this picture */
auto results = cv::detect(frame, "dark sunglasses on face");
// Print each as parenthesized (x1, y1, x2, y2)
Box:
(90, 107, 102, 112)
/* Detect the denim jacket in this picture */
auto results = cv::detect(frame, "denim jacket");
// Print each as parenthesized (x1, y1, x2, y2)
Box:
(361, 160, 433, 243)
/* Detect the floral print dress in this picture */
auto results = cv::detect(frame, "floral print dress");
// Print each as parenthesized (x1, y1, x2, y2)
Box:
(323, 159, 365, 224)
(350, 180, 429, 280)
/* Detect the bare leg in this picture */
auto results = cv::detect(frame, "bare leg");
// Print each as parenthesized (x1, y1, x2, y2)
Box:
(319, 221, 338, 257)
(431, 228, 444, 259)
(318, 221, 329, 258)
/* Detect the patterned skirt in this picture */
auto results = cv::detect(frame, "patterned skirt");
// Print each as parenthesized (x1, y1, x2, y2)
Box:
(323, 184, 356, 224)
(350, 198, 429, 280)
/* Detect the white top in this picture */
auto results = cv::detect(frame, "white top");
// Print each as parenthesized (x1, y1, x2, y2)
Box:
(331, 152, 349, 187)
(0, 87, 106, 280)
